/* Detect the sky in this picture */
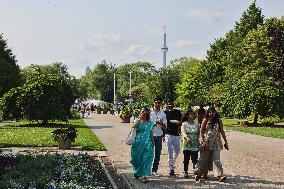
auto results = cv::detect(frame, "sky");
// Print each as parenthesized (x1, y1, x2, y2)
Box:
(0, 0, 283, 78)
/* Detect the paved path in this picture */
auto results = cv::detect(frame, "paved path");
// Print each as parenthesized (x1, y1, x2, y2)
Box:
(84, 114, 284, 189)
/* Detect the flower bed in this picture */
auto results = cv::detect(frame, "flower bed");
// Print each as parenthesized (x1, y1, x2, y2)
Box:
(0, 153, 112, 189)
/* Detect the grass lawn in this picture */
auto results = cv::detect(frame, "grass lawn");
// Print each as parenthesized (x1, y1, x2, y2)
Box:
(223, 119, 284, 139)
(0, 119, 106, 151)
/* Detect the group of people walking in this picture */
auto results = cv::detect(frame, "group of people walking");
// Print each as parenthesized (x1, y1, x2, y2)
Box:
(129, 97, 229, 183)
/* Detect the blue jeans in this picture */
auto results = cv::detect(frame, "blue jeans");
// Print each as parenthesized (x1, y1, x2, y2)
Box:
(152, 136, 163, 172)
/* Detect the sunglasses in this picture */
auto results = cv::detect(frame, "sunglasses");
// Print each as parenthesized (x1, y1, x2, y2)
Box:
(154, 101, 161, 104)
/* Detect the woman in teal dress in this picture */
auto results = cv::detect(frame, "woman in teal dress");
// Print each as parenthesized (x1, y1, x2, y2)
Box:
(130, 107, 154, 183)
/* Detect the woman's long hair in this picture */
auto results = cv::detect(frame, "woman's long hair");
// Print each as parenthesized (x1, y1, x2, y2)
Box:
(205, 106, 220, 124)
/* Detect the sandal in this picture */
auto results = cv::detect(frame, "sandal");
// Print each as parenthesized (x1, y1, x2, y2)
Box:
(218, 176, 226, 182)
(203, 174, 208, 179)
(195, 175, 201, 181)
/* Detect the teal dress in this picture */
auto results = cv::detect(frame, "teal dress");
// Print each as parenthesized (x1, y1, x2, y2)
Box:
(130, 120, 154, 177)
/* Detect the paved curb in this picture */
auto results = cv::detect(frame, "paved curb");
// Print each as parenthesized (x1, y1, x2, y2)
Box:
(119, 172, 136, 189)
(98, 157, 118, 189)
(99, 152, 134, 189)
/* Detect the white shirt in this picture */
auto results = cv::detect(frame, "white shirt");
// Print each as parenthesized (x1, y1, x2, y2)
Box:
(150, 108, 167, 136)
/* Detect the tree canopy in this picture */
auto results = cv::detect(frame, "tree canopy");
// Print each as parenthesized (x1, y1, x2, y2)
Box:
(0, 34, 21, 97)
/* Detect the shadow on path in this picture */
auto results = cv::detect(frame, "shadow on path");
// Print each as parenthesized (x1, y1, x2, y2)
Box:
(123, 172, 284, 189)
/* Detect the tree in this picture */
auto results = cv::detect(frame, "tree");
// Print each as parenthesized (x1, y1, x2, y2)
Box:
(0, 34, 21, 97)
(21, 62, 71, 83)
(234, 1, 264, 38)
(24, 74, 75, 123)
(0, 87, 23, 120)
(175, 59, 204, 109)
(225, 17, 284, 121)
(116, 61, 156, 103)
(89, 60, 115, 102)
(0, 74, 76, 123)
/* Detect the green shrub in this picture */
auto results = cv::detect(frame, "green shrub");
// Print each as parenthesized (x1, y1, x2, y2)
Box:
(0, 74, 76, 124)
(259, 115, 282, 125)
(70, 108, 80, 119)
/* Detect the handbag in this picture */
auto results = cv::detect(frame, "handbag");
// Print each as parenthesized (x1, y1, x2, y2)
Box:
(125, 128, 136, 145)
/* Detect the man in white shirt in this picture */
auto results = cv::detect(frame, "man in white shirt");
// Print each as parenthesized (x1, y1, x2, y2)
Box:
(150, 97, 167, 176)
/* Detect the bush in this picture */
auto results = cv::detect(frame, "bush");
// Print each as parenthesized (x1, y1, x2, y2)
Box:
(52, 127, 78, 142)
(70, 108, 80, 119)
(0, 87, 23, 120)
(259, 115, 282, 125)
(119, 105, 132, 119)
(0, 153, 112, 188)
(0, 74, 76, 123)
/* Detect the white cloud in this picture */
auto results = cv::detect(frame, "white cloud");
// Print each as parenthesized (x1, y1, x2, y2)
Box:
(170, 40, 201, 49)
(142, 27, 161, 38)
(77, 33, 127, 50)
(124, 45, 159, 56)
(186, 8, 223, 22)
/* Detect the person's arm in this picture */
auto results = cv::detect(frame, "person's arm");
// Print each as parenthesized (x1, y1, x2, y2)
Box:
(200, 118, 207, 147)
(181, 122, 187, 139)
(219, 120, 229, 150)
(132, 119, 140, 129)
(160, 113, 167, 129)
(151, 129, 155, 146)
(181, 122, 191, 141)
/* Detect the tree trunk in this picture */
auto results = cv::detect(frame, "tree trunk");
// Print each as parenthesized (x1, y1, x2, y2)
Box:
(253, 114, 258, 125)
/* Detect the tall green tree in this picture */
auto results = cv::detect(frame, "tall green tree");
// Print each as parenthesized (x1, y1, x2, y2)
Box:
(175, 59, 204, 109)
(221, 17, 284, 122)
(116, 61, 156, 103)
(0, 34, 21, 97)
(195, 2, 264, 108)
(21, 62, 71, 83)
(89, 60, 115, 102)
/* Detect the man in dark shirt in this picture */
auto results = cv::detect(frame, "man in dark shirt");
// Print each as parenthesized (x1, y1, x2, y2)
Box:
(164, 99, 182, 176)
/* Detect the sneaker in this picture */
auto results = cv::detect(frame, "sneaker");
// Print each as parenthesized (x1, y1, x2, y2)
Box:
(169, 170, 175, 176)
(218, 176, 226, 182)
(152, 172, 159, 176)
(184, 171, 189, 178)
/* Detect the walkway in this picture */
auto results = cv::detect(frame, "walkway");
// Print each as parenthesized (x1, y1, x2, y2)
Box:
(84, 114, 284, 189)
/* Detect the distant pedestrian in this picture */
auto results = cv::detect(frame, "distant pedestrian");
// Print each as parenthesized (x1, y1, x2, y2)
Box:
(86, 105, 91, 116)
(181, 110, 199, 178)
(130, 108, 155, 183)
(194, 106, 229, 182)
(164, 98, 182, 176)
(150, 97, 167, 176)
(90, 103, 95, 113)
(79, 104, 85, 118)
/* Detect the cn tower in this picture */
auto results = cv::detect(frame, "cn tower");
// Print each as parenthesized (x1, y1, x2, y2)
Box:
(161, 26, 168, 68)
